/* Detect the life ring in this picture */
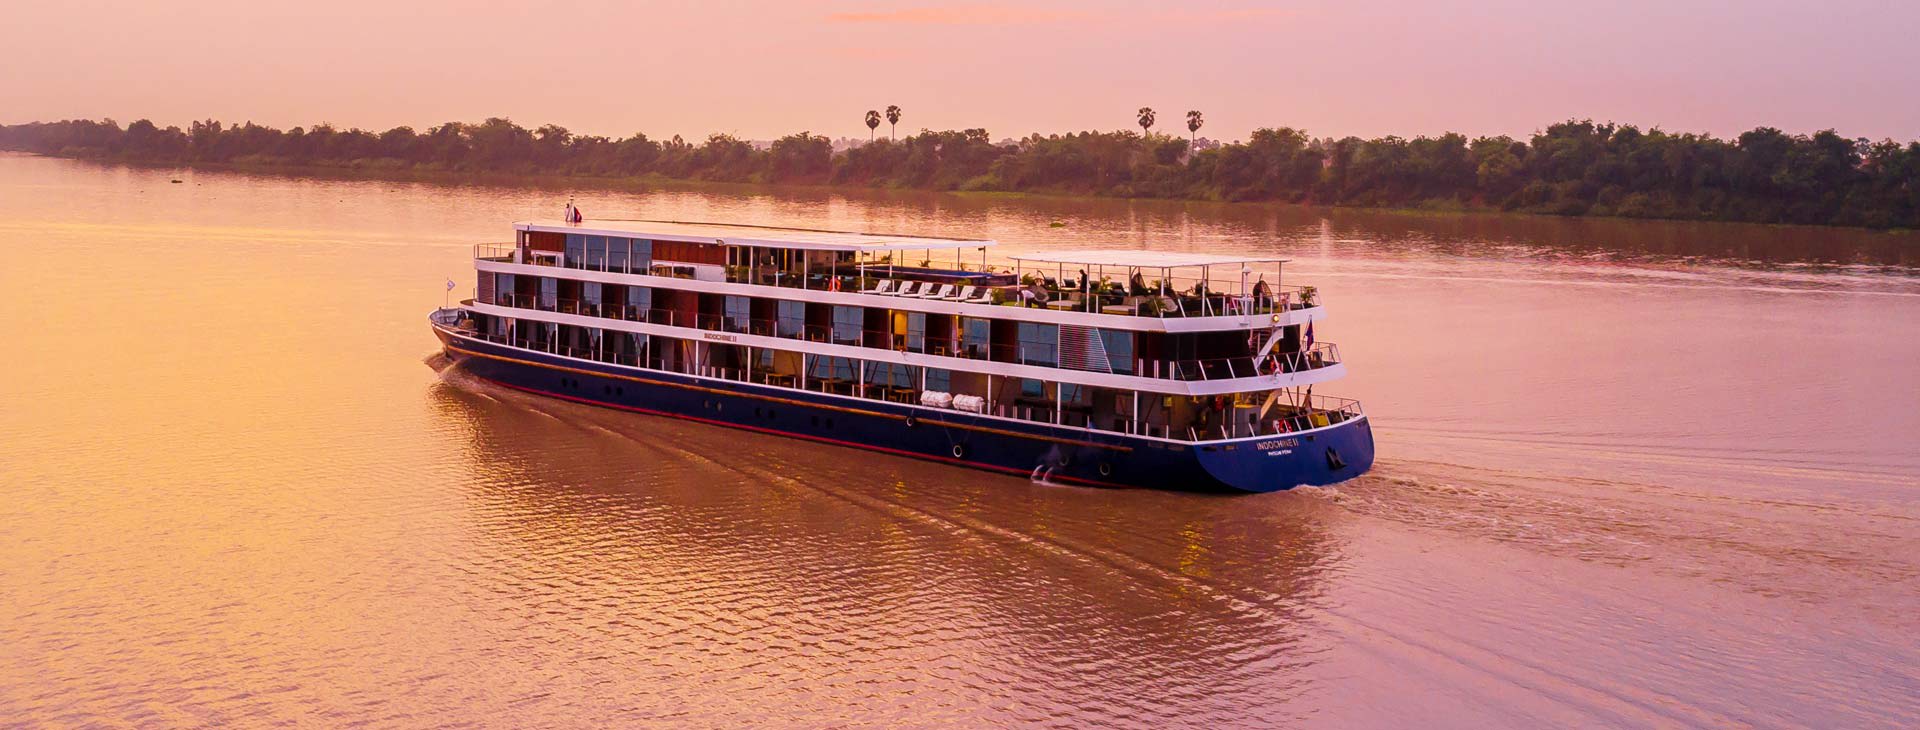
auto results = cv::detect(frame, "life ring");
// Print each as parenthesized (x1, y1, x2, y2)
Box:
(828, 277, 842, 292)
(951, 443, 966, 459)
(1097, 462, 1113, 477)
(904, 413, 917, 428)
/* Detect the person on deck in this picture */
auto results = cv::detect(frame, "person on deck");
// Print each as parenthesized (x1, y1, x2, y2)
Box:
(1130, 271, 1148, 296)
(1252, 276, 1270, 300)
(1020, 281, 1050, 307)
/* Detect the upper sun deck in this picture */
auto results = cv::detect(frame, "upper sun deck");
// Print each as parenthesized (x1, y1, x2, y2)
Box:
(517, 219, 996, 253)
(492, 219, 1320, 323)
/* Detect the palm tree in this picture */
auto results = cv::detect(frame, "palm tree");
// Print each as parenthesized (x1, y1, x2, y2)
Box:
(864, 110, 880, 141)
(885, 105, 902, 140)
(1186, 110, 1204, 146)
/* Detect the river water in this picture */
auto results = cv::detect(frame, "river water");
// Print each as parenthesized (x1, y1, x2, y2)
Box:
(1, 153, 1916, 728)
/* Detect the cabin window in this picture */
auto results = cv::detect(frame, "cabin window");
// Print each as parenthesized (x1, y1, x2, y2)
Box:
(1100, 329, 1135, 374)
(1020, 378, 1045, 398)
(627, 285, 651, 314)
(863, 362, 914, 389)
(831, 306, 863, 345)
(564, 234, 585, 266)
(808, 355, 854, 381)
(1060, 383, 1087, 405)
(1016, 322, 1059, 366)
(904, 312, 927, 351)
(776, 300, 805, 338)
(583, 282, 602, 306)
(496, 273, 515, 305)
(926, 368, 951, 393)
(724, 296, 751, 332)
(584, 236, 607, 269)
(962, 317, 991, 358)
(538, 277, 557, 310)
(605, 237, 629, 272)
(637, 239, 660, 270)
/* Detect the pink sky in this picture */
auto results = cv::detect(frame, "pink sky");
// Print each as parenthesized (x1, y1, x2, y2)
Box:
(4, 0, 1917, 142)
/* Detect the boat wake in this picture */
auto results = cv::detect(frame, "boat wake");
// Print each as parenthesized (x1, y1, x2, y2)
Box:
(1326, 456, 1920, 627)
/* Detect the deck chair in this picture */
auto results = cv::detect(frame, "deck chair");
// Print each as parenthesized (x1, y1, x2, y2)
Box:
(919, 283, 955, 299)
(947, 285, 977, 302)
(894, 281, 924, 296)
(962, 287, 994, 304)
(862, 279, 895, 294)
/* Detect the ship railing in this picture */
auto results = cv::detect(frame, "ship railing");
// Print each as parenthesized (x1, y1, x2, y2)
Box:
(452, 330, 1362, 442)
(1002, 284, 1315, 318)
(473, 243, 517, 262)
(473, 245, 1323, 320)
(482, 294, 1343, 381)
(1148, 343, 1341, 382)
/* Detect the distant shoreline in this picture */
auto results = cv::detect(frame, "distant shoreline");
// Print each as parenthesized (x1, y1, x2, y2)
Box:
(7, 144, 1918, 239)
(6, 115, 1918, 231)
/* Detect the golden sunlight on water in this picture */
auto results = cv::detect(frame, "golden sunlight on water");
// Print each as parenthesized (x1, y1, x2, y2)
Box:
(1, 154, 1917, 727)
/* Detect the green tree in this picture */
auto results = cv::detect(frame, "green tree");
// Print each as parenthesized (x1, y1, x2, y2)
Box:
(864, 110, 880, 141)
(885, 105, 902, 140)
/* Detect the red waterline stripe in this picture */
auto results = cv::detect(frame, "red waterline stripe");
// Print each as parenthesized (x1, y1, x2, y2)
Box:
(472, 374, 1131, 490)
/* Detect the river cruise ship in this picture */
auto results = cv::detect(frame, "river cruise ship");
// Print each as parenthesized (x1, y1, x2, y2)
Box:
(429, 219, 1374, 492)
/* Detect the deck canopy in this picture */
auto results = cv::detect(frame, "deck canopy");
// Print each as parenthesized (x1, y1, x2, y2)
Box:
(1007, 250, 1288, 269)
(517, 219, 996, 253)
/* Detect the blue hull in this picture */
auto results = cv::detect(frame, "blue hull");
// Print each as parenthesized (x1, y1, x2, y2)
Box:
(434, 328, 1374, 493)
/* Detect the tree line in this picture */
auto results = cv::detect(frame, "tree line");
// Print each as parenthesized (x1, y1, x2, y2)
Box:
(2, 115, 1916, 229)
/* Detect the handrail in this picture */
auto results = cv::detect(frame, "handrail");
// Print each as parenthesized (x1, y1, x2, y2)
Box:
(479, 292, 1343, 381)
(472, 244, 1323, 318)
(447, 327, 1362, 442)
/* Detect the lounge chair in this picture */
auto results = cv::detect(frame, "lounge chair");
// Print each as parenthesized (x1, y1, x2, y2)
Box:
(862, 279, 895, 294)
(947, 285, 977, 302)
(918, 283, 955, 299)
(962, 287, 994, 304)
(895, 282, 924, 296)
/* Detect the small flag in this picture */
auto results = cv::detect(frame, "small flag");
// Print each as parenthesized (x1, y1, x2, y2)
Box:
(1303, 321, 1314, 348)
(445, 278, 456, 291)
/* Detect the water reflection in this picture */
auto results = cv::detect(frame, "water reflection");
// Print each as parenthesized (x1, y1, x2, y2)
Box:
(427, 373, 1345, 726)
(104, 155, 1920, 270)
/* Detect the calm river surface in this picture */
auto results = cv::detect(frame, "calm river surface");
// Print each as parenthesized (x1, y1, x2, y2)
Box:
(2, 153, 1917, 728)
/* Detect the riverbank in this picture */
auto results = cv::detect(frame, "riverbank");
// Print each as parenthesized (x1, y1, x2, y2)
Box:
(6, 116, 1917, 231)
(17, 152, 1919, 265)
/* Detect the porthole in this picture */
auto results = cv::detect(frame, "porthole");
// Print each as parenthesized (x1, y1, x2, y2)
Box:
(811, 415, 820, 426)
(1098, 462, 1113, 477)
(825, 418, 834, 428)
(951, 443, 966, 459)
(768, 409, 777, 419)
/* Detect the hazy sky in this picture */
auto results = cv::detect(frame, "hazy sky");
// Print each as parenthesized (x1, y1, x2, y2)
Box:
(5, 0, 1918, 142)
